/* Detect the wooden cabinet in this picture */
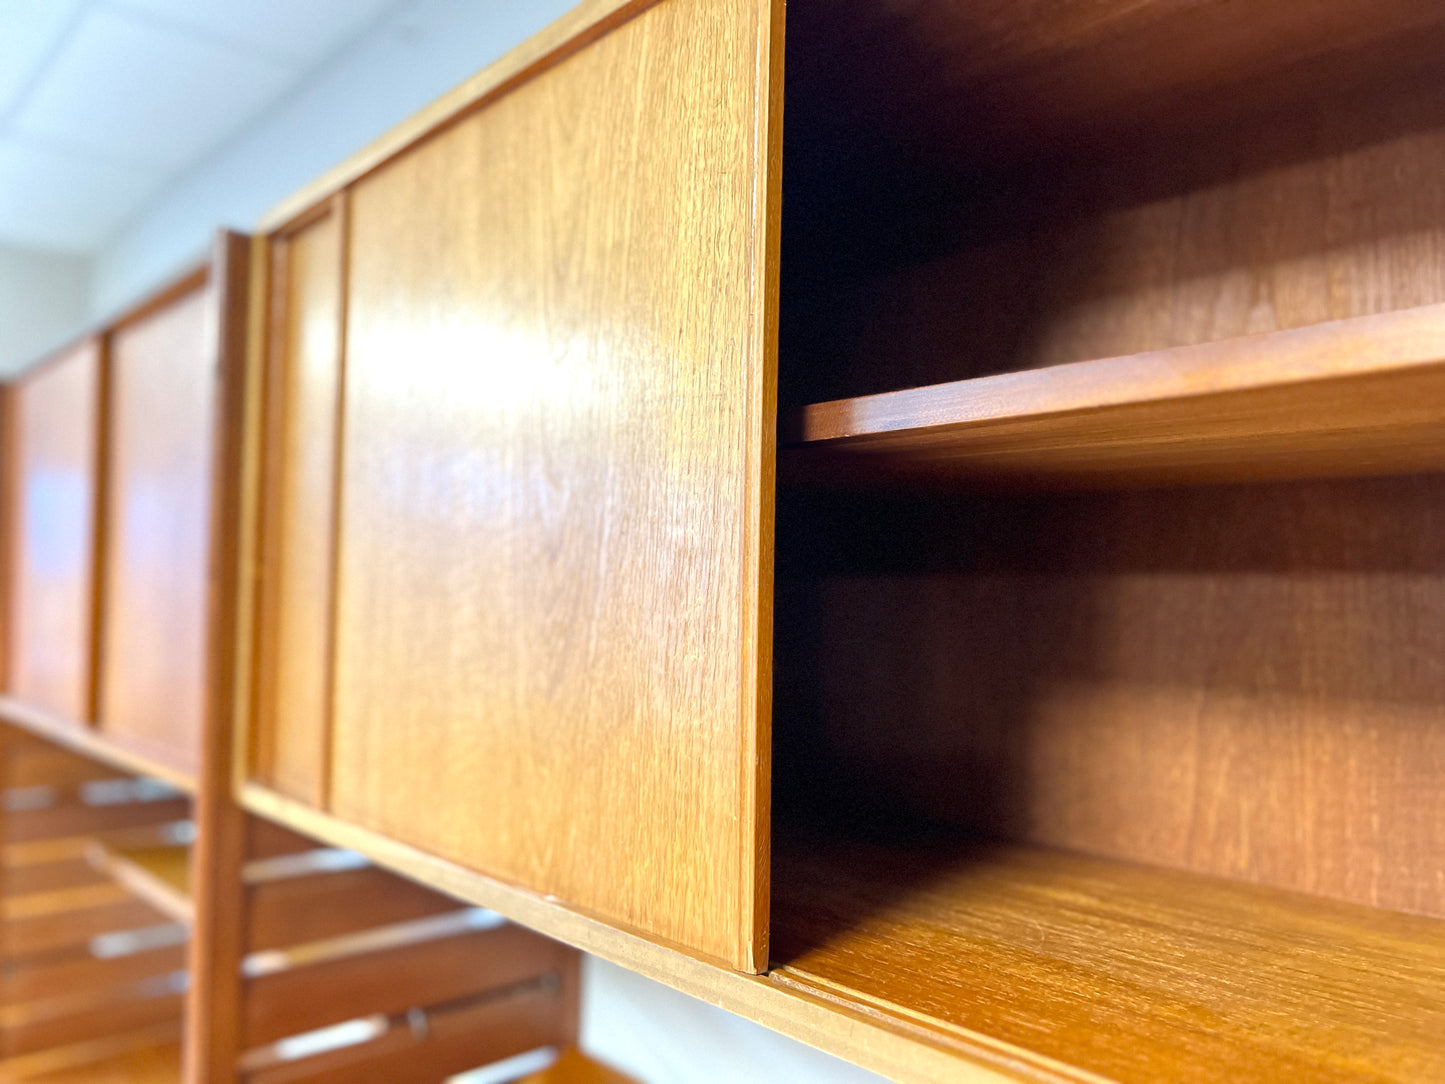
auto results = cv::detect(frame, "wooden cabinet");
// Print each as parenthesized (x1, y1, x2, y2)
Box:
(2, 264, 231, 787)
(222, 0, 1445, 1080)
(0, 237, 616, 1084)
(243, 0, 778, 971)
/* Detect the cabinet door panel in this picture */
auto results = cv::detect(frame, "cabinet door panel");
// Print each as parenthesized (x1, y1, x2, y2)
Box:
(325, 0, 776, 968)
(97, 284, 213, 774)
(252, 212, 344, 806)
(7, 342, 101, 722)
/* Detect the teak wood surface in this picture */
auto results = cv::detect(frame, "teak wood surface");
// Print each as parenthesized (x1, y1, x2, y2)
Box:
(772, 837, 1445, 1084)
(789, 304, 1445, 487)
(5, 341, 101, 724)
(244, 0, 783, 971)
(250, 208, 343, 810)
(98, 274, 213, 777)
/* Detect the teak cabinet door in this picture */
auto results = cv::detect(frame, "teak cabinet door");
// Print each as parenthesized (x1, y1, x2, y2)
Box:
(5, 341, 101, 723)
(252, 0, 779, 969)
(96, 278, 216, 776)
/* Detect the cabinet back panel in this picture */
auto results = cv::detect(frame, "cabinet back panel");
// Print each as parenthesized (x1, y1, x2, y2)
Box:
(785, 0, 1445, 166)
(252, 212, 343, 807)
(775, 475, 1445, 917)
(7, 342, 100, 722)
(97, 284, 213, 775)
(315, 0, 775, 968)
(782, 69, 1445, 406)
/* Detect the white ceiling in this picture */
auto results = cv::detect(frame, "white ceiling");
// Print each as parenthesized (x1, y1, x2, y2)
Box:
(0, 0, 406, 253)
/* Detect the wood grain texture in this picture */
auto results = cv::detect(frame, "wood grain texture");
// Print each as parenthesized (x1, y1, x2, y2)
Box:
(774, 475, 1445, 918)
(788, 303, 1445, 487)
(772, 836, 1445, 1084)
(782, 70, 1445, 409)
(306, 0, 779, 970)
(251, 213, 343, 806)
(238, 783, 1038, 1084)
(98, 280, 213, 778)
(5, 341, 100, 724)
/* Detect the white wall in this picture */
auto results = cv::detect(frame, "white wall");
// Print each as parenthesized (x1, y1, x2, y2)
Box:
(0, 242, 89, 376)
(88, 4, 890, 1081)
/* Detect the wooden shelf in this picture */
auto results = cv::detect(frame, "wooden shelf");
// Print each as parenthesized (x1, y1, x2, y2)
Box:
(86, 840, 193, 926)
(771, 833, 1445, 1083)
(785, 304, 1445, 488)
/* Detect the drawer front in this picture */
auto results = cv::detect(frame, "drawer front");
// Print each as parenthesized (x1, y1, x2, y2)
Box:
(7, 341, 101, 723)
(251, 0, 780, 969)
(96, 280, 215, 776)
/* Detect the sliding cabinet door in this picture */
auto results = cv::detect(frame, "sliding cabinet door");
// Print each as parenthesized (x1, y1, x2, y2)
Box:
(253, 0, 780, 970)
(6, 342, 101, 723)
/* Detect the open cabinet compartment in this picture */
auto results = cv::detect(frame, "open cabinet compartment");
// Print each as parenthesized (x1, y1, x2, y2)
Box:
(219, 2, 1445, 1078)
(770, 2, 1445, 1081)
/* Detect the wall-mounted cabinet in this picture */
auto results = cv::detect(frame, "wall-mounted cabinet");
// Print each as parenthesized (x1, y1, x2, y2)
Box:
(2, 252, 240, 788)
(228, 0, 1445, 1080)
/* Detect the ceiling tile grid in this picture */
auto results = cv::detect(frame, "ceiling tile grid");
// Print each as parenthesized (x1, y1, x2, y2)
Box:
(0, 0, 406, 252)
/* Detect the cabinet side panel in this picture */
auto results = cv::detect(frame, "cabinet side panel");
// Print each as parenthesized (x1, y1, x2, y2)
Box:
(98, 285, 213, 775)
(7, 343, 100, 723)
(329, 0, 771, 967)
(251, 216, 343, 807)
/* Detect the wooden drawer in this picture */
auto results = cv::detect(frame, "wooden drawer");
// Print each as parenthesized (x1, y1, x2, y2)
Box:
(242, 0, 779, 971)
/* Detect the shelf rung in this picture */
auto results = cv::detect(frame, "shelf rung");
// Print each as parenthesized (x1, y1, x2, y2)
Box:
(788, 303, 1445, 487)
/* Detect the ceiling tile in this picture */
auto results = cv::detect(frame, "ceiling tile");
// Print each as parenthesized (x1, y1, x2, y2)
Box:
(113, 0, 404, 66)
(0, 135, 163, 249)
(0, 0, 86, 120)
(13, 6, 291, 170)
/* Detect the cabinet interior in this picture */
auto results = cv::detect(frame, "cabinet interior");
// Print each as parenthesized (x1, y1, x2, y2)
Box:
(771, 1, 1445, 1077)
